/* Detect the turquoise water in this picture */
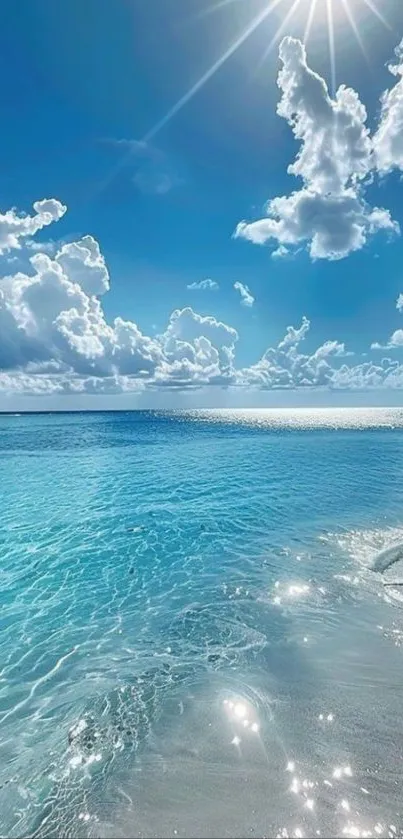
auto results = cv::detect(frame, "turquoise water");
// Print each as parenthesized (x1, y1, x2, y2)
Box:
(1, 409, 403, 839)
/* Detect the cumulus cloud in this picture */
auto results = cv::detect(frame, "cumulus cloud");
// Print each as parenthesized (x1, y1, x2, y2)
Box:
(1, 196, 403, 397)
(388, 330, 403, 347)
(0, 241, 165, 380)
(371, 294, 403, 349)
(158, 307, 238, 386)
(187, 278, 219, 291)
(373, 40, 403, 173)
(235, 37, 398, 261)
(235, 318, 403, 392)
(331, 358, 403, 390)
(372, 329, 403, 350)
(236, 316, 357, 390)
(0, 199, 66, 254)
(0, 203, 238, 394)
(234, 281, 254, 307)
(278, 315, 310, 349)
(163, 307, 237, 349)
(56, 236, 110, 296)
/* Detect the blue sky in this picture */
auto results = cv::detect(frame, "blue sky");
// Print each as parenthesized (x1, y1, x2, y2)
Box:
(1, 0, 403, 409)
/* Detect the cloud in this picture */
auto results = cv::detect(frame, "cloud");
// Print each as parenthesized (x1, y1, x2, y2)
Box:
(187, 278, 219, 291)
(0, 199, 66, 254)
(25, 239, 59, 255)
(111, 139, 180, 195)
(278, 315, 310, 349)
(133, 169, 173, 196)
(0, 369, 145, 397)
(235, 37, 398, 261)
(373, 40, 403, 173)
(372, 329, 403, 350)
(1, 196, 403, 398)
(0, 201, 238, 394)
(388, 330, 403, 347)
(371, 295, 403, 348)
(56, 236, 110, 296)
(160, 307, 238, 386)
(331, 358, 403, 390)
(271, 245, 290, 259)
(234, 281, 254, 307)
(236, 318, 401, 392)
(236, 316, 334, 389)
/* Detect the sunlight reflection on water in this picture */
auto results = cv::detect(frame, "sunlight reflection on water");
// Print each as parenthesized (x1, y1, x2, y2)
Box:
(1, 411, 403, 837)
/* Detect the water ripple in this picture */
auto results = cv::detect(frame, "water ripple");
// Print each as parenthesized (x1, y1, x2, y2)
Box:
(1, 411, 403, 837)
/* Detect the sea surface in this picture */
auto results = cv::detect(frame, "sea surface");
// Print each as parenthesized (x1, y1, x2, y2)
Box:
(1, 408, 403, 839)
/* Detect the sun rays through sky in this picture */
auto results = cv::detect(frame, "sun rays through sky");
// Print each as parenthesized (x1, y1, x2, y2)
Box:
(150, 0, 391, 136)
(101, 0, 391, 193)
(0, 0, 402, 407)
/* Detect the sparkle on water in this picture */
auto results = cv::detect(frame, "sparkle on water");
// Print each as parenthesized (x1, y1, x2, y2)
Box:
(1, 408, 403, 838)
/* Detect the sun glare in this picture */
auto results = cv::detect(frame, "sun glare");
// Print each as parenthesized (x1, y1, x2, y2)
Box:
(196, 0, 391, 99)
(102, 0, 391, 192)
(149, 0, 392, 137)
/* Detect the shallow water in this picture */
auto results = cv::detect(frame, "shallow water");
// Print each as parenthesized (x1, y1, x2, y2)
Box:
(1, 408, 403, 839)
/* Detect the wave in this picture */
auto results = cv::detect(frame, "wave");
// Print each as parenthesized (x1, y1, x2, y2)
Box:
(370, 541, 403, 574)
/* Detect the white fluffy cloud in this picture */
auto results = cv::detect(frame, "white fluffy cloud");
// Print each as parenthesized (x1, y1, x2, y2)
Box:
(0, 197, 402, 396)
(2, 144, 403, 399)
(0, 199, 66, 254)
(331, 358, 403, 390)
(187, 278, 219, 291)
(0, 206, 238, 395)
(0, 206, 402, 397)
(235, 37, 398, 261)
(158, 307, 238, 386)
(234, 281, 254, 307)
(236, 317, 349, 389)
(373, 40, 403, 173)
(371, 292, 403, 350)
(236, 317, 403, 391)
(55, 236, 110, 296)
(372, 330, 403, 350)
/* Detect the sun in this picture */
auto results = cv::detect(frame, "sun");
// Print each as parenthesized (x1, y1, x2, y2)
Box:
(298, 0, 391, 92)
(200, 0, 391, 92)
(103, 0, 391, 191)
(236, 0, 391, 94)
(149, 0, 391, 139)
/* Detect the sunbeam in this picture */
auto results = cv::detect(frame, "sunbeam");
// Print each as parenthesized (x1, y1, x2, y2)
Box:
(141, 0, 391, 143)
(143, 0, 286, 143)
(258, 0, 303, 69)
(95, 0, 290, 198)
(196, 0, 244, 21)
(341, 0, 369, 64)
(361, 0, 392, 30)
(303, 0, 319, 44)
(97, 0, 286, 196)
(326, 0, 336, 95)
(96, 0, 393, 197)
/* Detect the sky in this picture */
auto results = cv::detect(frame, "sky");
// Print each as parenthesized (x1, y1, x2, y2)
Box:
(1, 0, 403, 410)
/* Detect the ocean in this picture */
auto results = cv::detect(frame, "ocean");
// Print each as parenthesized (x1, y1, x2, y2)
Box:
(1, 408, 403, 839)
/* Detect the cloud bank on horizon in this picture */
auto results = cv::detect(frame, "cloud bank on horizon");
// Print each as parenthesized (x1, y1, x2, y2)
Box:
(1, 36, 403, 399)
